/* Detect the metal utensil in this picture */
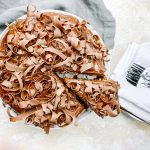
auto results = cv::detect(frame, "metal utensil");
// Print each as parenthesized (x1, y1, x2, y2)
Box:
(126, 63, 150, 88)
(120, 106, 150, 125)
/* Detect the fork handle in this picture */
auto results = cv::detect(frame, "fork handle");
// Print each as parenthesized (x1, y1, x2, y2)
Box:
(120, 106, 150, 125)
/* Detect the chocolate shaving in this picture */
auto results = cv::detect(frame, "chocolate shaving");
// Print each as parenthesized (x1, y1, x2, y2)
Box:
(1, 7, 107, 75)
(0, 6, 119, 134)
(64, 78, 120, 118)
(0, 68, 84, 133)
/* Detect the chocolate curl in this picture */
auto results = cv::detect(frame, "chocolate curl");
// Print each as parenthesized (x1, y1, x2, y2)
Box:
(64, 78, 120, 118)
(2, 94, 13, 104)
(9, 108, 37, 122)
(80, 62, 93, 73)
(70, 82, 80, 92)
(44, 47, 67, 60)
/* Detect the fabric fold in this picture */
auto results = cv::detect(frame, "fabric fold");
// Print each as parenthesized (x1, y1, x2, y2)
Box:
(111, 42, 150, 121)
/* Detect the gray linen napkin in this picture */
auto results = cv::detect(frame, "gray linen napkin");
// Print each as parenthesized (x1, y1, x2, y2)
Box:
(0, 0, 115, 49)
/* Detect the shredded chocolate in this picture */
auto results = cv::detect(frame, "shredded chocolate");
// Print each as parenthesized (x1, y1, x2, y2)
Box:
(0, 6, 108, 76)
(64, 78, 120, 117)
(0, 70, 84, 134)
(0, 6, 120, 133)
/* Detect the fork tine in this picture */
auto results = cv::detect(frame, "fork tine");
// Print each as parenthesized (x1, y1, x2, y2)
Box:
(126, 78, 137, 86)
(127, 68, 142, 76)
(127, 69, 142, 78)
(127, 73, 140, 82)
(131, 65, 144, 73)
(130, 64, 144, 72)
(133, 63, 145, 69)
(128, 64, 144, 78)
(126, 63, 146, 87)
(131, 65, 144, 71)
(126, 75, 137, 86)
(126, 63, 144, 86)
(133, 63, 145, 71)
(127, 68, 142, 79)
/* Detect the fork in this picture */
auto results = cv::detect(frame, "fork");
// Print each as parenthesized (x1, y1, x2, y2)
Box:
(120, 106, 150, 126)
(124, 63, 150, 125)
(126, 63, 150, 88)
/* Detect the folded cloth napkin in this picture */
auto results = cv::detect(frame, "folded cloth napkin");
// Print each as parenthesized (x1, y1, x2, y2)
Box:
(0, 0, 116, 49)
(111, 42, 150, 121)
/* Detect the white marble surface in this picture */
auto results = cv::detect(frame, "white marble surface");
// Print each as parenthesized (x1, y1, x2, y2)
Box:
(0, 0, 150, 150)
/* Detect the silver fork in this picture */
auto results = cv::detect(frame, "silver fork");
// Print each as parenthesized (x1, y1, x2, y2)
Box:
(126, 63, 150, 88)
(120, 106, 150, 126)
(124, 63, 150, 125)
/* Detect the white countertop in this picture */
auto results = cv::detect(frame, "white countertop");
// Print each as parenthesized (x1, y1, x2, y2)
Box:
(0, 0, 150, 150)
